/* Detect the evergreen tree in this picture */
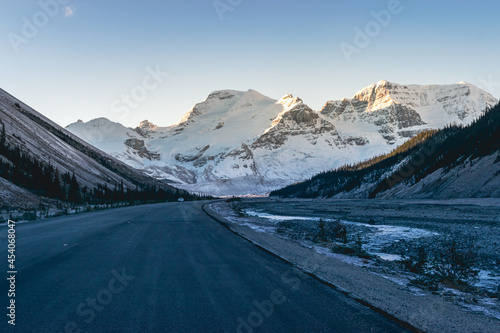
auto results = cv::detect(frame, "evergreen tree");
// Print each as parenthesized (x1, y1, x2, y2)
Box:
(67, 173, 81, 203)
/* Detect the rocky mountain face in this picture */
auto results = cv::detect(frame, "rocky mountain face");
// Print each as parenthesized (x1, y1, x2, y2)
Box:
(66, 81, 498, 196)
(270, 102, 500, 199)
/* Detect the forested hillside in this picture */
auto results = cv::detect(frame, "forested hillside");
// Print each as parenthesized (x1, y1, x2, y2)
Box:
(271, 102, 500, 199)
(0, 89, 206, 210)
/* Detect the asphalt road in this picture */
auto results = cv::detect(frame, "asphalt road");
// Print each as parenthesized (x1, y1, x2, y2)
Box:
(0, 202, 410, 332)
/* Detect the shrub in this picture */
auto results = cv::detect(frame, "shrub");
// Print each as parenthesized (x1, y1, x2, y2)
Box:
(399, 244, 428, 274)
(331, 243, 356, 255)
(402, 238, 479, 291)
(276, 221, 292, 234)
(313, 219, 348, 243)
(226, 201, 246, 217)
(21, 210, 37, 221)
(353, 234, 363, 256)
(353, 234, 372, 259)
(233, 205, 246, 217)
(331, 233, 372, 259)
(313, 219, 328, 243)
(333, 222, 348, 244)
(429, 239, 479, 290)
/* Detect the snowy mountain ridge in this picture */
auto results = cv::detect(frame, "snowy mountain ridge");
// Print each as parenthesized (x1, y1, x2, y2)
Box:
(66, 80, 498, 196)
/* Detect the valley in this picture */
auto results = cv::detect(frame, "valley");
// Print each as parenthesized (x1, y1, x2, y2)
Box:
(3, 2, 500, 332)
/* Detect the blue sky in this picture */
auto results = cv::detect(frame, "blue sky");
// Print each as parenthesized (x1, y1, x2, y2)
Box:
(1, 0, 499, 127)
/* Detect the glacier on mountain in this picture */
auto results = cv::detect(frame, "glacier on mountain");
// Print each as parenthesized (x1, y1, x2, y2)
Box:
(66, 80, 498, 196)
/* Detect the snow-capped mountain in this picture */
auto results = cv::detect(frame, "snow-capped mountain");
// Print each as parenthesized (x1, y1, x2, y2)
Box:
(66, 81, 498, 196)
(270, 102, 500, 199)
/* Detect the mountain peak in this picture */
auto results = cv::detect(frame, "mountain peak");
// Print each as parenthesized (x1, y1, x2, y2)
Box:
(376, 79, 390, 86)
(353, 80, 398, 104)
(278, 94, 303, 109)
(138, 120, 156, 129)
(78, 117, 115, 127)
(206, 90, 241, 101)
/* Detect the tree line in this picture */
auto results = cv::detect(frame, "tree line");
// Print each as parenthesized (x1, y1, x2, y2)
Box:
(0, 122, 202, 205)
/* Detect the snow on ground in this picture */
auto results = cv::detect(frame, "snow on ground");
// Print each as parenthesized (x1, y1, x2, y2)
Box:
(210, 198, 500, 323)
(244, 210, 317, 221)
(243, 209, 438, 261)
(239, 206, 498, 294)
(476, 270, 500, 290)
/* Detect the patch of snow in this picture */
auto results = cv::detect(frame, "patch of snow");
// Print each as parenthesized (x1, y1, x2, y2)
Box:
(475, 270, 500, 290)
(244, 209, 318, 222)
(371, 272, 409, 287)
(341, 220, 439, 255)
(242, 209, 438, 260)
(373, 253, 403, 261)
(460, 303, 500, 321)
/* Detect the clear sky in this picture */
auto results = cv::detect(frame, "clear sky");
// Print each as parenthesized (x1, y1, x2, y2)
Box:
(1, 0, 499, 127)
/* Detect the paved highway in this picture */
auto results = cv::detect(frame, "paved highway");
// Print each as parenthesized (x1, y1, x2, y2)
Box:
(1, 202, 409, 332)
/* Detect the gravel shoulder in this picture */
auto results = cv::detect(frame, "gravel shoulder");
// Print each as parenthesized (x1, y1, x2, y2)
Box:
(204, 199, 500, 333)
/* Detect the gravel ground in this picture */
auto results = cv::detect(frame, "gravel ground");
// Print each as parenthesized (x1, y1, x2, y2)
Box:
(234, 198, 500, 269)
(205, 198, 500, 333)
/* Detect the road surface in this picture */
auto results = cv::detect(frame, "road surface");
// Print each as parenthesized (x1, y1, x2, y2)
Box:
(1, 202, 410, 332)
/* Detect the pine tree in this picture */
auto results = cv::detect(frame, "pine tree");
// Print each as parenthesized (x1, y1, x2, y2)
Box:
(67, 173, 81, 203)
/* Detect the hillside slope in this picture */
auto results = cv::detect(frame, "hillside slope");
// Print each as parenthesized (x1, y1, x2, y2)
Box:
(270, 103, 500, 199)
(0, 88, 192, 209)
